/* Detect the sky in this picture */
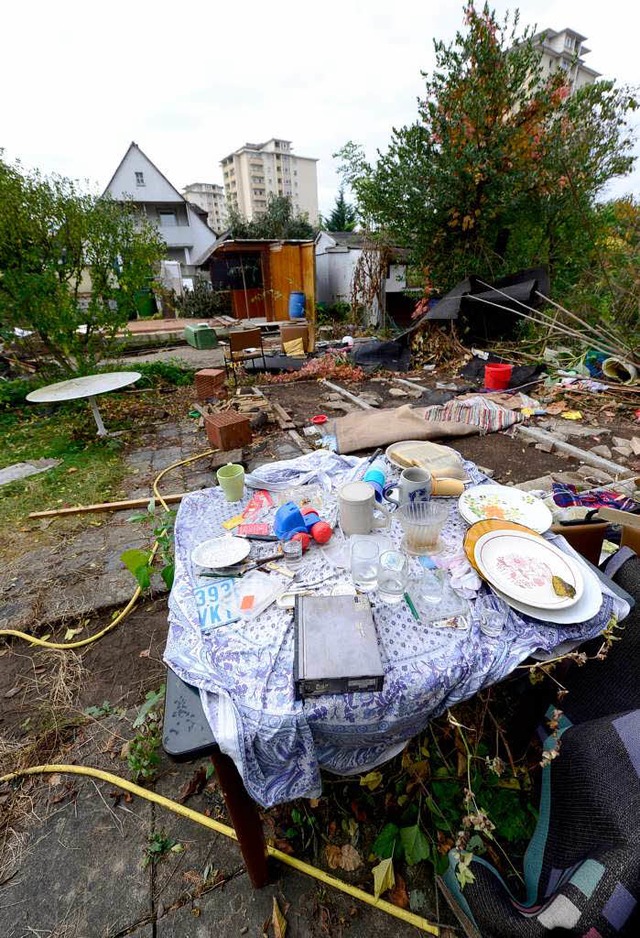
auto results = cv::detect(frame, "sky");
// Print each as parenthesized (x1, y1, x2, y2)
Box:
(1, 0, 638, 217)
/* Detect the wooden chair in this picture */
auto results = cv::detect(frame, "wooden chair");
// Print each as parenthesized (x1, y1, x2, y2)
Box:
(162, 667, 269, 887)
(223, 327, 267, 385)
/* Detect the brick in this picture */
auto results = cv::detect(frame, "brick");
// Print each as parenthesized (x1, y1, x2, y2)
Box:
(194, 369, 226, 402)
(204, 412, 252, 450)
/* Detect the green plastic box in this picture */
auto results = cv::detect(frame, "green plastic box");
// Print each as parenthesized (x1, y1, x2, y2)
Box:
(183, 323, 219, 350)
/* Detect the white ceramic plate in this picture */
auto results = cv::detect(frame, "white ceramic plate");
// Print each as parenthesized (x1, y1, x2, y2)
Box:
(459, 484, 552, 534)
(491, 554, 603, 624)
(191, 536, 250, 569)
(474, 530, 583, 609)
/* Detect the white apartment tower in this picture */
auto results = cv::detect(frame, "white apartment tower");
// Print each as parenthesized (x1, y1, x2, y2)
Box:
(183, 182, 228, 234)
(531, 28, 600, 93)
(220, 138, 319, 225)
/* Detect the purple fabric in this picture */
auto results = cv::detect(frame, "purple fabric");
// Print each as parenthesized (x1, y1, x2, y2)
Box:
(603, 883, 637, 930)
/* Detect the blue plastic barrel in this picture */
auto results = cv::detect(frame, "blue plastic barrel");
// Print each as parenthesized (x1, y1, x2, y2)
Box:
(288, 291, 306, 319)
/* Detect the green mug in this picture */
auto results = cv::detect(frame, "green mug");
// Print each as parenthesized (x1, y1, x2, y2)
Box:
(216, 463, 245, 502)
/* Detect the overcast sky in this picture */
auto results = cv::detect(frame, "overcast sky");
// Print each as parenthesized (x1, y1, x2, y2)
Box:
(2, 0, 638, 217)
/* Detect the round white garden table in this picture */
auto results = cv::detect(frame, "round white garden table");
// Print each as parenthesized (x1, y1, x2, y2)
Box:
(26, 372, 142, 436)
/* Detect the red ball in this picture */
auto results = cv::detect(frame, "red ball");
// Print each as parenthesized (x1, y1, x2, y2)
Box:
(291, 531, 312, 552)
(310, 521, 333, 544)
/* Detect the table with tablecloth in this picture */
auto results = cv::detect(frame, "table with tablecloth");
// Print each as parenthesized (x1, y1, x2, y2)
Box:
(164, 451, 628, 809)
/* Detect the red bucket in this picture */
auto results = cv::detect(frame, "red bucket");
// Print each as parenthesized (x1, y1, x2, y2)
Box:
(484, 363, 513, 390)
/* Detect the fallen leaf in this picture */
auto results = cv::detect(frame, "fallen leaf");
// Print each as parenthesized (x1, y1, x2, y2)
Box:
(4, 684, 23, 699)
(48, 773, 63, 786)
(340, 844, 362, 871)
(325, 845, 342, 869)
(372, 857, 395, 899)
(178, 767, 207, 803)
(272, 897, 287, 938)
(325, 844, 362, 871)
(274, 839, 294, 855)
(360, 770, 383, 791)
(309, 798, 320, 808)
(389, 873, 410, 909)
(139, 649, 151, 658)
(64, 626, 83, 641)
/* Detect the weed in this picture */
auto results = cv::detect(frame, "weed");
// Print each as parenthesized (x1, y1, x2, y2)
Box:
(121, 503, 175, 591)
(126, 685, 165, 784)
(84, 701, 115, 719)
(143, 830, 184, 867)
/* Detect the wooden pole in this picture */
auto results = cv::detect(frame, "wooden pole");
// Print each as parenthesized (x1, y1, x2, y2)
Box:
(29, 492, 189, 519)
(320, 379, 374, 410)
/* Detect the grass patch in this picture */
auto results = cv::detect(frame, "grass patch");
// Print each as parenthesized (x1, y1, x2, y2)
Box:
(0, 405, 128, 542)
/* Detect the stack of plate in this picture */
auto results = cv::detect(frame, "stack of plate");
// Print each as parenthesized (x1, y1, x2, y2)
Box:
(463, 520, 604, 624)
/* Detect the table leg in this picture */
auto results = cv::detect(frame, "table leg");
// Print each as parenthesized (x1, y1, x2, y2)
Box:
(209, 749, 269, 888)
(88, 396, 108, 436)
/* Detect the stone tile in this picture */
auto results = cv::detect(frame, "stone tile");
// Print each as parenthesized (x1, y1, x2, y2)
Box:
(0, 780, 153, 938)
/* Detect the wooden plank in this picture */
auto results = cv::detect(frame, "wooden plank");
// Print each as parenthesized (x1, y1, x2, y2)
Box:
(29, 492, 189, 519)
(270, 400, 296, 430)
(288, 428, 312, 453)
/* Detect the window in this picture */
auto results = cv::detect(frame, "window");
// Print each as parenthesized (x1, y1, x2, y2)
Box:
(564, 34, 574, 50)
(135, 171, 145, 186)
(159, 211, 177, 227)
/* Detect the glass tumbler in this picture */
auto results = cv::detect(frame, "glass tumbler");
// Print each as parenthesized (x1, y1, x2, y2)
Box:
(475, 592, 508, 637)
(377, 550, 409, 605)
(350, 540, 379, 592)
(397, 499, 449, 555)
(281, 537, 303, 571)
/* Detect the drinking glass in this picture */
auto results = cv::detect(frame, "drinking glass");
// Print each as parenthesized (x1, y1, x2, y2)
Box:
(281, 537, 303, 571)
(350, 540, 379, 592)
(377, 550, 409, 604)
(415, 567, 444, 606)
(397, 500, 449, 555)
(475, 592, 508, 637)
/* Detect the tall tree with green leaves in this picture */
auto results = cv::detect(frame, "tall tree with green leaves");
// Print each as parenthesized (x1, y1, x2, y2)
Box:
(227, 194, 316, 240)
(336, 3, 636, 295)
(324, 187, 358, 231)
(0, 154, 165, 373)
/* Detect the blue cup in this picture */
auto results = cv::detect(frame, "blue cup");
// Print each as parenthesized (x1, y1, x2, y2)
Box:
(363, 466, 386, 503)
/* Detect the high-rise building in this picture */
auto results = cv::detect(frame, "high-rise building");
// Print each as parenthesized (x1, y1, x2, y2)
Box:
(220, 138, 319, 225)
(183, 182, 228, 233)
(531, 28, 600, 93)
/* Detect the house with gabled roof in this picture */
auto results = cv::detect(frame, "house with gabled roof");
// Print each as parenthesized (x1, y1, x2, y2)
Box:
(104, 142, 217, 276)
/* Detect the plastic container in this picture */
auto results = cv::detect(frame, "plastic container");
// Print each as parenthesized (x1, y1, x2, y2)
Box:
(484, 363, 513, 390)
(184, 323, 219, 350)
(288, 291, 306, 319)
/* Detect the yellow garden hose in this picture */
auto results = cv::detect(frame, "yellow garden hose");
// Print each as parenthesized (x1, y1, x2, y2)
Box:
(0, 449, 218, 650)
(0, 764, 439, 934)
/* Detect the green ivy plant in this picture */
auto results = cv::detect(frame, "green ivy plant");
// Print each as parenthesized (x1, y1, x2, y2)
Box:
(121, 500, 175, 592)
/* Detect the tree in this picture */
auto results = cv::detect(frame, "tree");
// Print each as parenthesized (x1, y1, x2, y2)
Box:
(227, 194, 316, 240)
(0, 155, 165, 373)
(336, 3, 637, 296)
(324, 187, 357, 231)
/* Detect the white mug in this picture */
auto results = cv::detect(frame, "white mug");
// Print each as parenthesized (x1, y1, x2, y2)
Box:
(339, 481, 391, 536)
(384, 467, 432, 507)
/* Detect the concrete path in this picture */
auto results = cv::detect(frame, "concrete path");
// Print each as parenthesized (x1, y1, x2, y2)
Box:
(0, 716, 450, 937)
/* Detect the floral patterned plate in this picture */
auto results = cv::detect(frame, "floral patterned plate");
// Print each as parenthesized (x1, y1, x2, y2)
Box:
(474, 529, 584, 609)
(463, 519, 542, 573)
(458, 484, 552, 533)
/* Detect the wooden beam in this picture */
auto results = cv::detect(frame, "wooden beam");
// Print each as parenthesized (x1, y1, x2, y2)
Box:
(29, 493, 190, 519)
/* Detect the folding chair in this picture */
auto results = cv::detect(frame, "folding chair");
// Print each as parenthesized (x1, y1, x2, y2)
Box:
(223, 327, 267, 385)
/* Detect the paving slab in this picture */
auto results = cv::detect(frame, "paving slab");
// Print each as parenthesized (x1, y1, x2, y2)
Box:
(0, 458, 61, 487)
(0, 778, 153, 938)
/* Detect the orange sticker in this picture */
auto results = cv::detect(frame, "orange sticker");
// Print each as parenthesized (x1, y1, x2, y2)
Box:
(240, 595, 255, 611)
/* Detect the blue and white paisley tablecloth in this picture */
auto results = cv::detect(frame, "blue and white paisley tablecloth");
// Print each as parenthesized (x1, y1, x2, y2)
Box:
(165, 453, 628, 808)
